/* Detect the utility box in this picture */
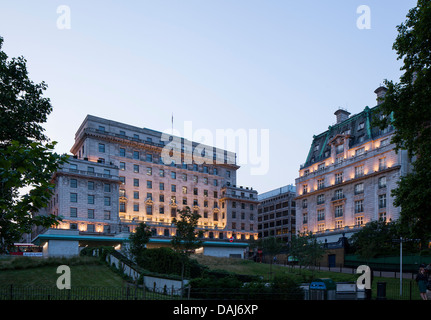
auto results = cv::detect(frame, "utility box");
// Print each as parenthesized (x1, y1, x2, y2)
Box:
(309, 278, 336, 300)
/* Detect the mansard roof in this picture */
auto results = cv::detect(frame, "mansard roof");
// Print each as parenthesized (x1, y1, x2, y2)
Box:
(302, 105, 393, 169)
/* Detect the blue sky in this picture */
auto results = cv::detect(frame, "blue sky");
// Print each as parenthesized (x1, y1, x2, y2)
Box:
(0, 0, 417, 194)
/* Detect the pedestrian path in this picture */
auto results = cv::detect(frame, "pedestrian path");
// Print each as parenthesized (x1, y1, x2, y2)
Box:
(275, 263, 416, 280)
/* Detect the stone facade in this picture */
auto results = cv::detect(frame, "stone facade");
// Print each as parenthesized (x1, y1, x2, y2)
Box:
(221, 184, 259, 241)
(257, 185, 297, 242)
(46, 157, 120, 235)
(41, 115, 258, 243)
(295, 88, 412, 242)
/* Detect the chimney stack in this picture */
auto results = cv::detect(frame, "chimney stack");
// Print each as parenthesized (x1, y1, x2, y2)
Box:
(374, 86, 388, 105)
(334, 109, 351, 124)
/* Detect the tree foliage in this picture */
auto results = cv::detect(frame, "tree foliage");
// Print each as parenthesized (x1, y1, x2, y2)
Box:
(171, 206, 203, 282)
(374, 0, 431, 240)
(128, 222, 152, 264)
(288, 232, 325, 272)
(171, 206, 203, 255)
(254, 236, 286, 277)
(349, 220, 403, 260)
(0, 36, 68, 253)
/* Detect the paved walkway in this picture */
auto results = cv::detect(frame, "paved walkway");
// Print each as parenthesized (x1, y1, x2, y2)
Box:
(275, 263, 417, 280)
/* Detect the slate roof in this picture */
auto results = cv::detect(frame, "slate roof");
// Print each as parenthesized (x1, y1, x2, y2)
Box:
(301, 105, 393, 169)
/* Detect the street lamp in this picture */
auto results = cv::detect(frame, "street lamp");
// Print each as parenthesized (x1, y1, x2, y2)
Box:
(392, 237, 420, 296)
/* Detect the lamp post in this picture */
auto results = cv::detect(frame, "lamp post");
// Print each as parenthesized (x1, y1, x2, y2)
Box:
(392, 237, 420, 296)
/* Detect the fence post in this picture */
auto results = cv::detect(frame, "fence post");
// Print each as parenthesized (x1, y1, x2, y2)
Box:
(143, 282, 146, 300)
(409, 280, 412, 301)
(188, 285, 191, 300)
(9, 284, 13, 300)
(376, 282, 387, 300)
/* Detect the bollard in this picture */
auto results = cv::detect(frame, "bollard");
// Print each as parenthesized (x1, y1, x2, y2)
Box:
(376, 282, 386, 300)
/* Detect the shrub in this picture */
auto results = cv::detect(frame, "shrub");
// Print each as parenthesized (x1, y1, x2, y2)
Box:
(271, 274, 304, 300)
(135, 248, 207, 279)
(189, 276, 243, 299)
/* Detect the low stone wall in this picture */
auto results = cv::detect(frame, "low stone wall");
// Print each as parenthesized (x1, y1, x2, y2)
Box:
(105, 252, 188, 291)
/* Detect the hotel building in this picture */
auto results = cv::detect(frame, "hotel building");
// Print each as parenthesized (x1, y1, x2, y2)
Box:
(34, 115, 258, 256)
(295, 87, 412, 243)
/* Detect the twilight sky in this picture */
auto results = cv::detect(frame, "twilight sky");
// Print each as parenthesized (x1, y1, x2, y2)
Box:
(0, 0, 417, 194)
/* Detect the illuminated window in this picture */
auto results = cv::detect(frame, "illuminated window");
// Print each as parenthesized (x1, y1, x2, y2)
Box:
(378, 176, 387, 188)
(334, 189, 344, 200)
(354, 200, 364, 213)
(335, 205, 343, 217)
(317, 179, 325, 190)
(379, 194, 387, 208)
(354, 183, 364, 194)
(379, 158, 387, 170)
(335, 172, 343, 184)
(317, 209, 325, 221)
(355, 165, 364, 177)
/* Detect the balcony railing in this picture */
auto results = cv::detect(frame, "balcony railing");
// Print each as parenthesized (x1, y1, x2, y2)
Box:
(297, 140, 394, 181)
(59, 168, 119, 180)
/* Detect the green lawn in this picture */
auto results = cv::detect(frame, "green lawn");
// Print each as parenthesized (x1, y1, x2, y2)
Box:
(0, 255, 422, 300)
(191, 254, 422, 300)
(0, 256, 126, 287)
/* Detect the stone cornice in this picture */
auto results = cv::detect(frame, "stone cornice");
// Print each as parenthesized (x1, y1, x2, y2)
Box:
(294, 164, 401, 200)
(72, 128, 240, 170)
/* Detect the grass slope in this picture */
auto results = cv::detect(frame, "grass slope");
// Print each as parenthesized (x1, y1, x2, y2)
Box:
(191, 254, 423, 300)
(0, 256, 126, 287)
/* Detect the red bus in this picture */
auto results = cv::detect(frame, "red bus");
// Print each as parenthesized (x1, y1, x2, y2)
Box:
(10, 243, 43, 257)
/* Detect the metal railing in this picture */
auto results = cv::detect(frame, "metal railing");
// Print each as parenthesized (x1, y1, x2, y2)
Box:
(1, 282, 422, 300)
(0, 285, 304, 300)
(0, 284, 186, 300)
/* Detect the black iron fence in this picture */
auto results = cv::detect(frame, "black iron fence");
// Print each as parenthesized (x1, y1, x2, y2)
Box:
(1, 284, 305, 301)
(0, 281, 423, 300)
(0, 284, 186, 300)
